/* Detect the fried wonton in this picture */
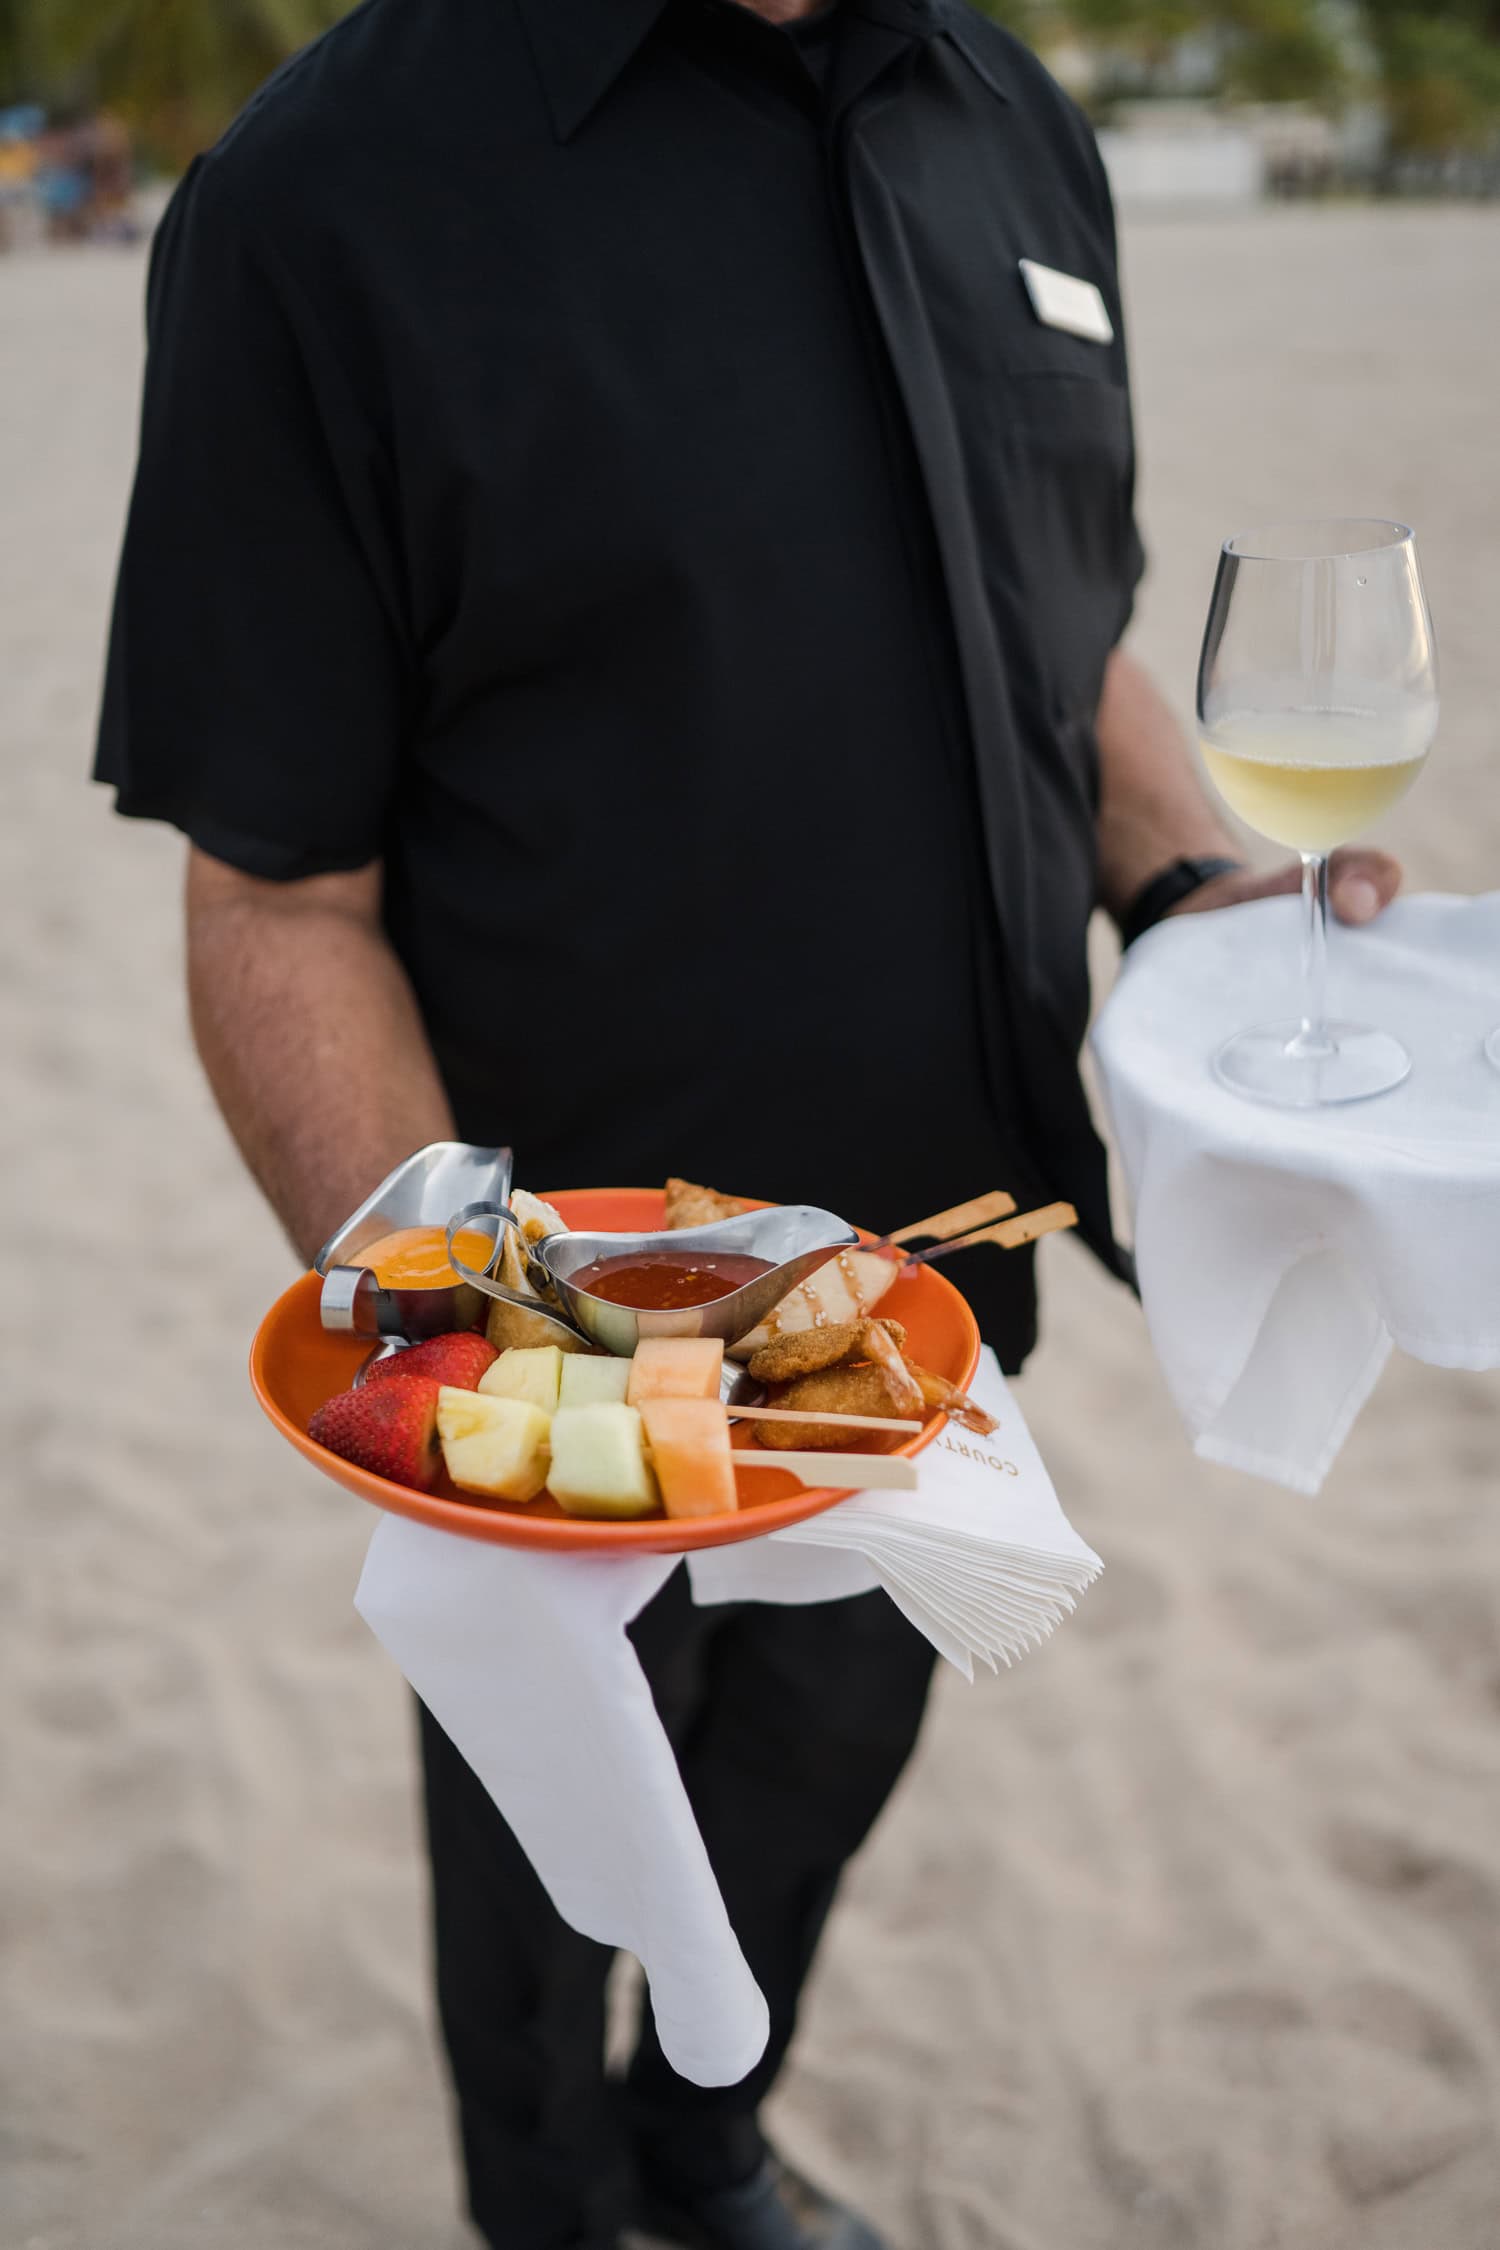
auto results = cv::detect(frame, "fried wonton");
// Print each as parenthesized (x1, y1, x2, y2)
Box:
(754, 1358, 926, 1451)
(664, 1177, 758, 1230)
(747, 1318, 908, 1387)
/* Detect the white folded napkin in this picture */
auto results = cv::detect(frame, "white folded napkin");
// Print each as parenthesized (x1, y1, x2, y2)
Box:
(1092, 891, 1500, 1494)
(354, 1349, 1097, 2084)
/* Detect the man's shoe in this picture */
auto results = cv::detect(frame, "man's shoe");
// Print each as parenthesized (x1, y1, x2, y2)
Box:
(630, 2155, 888, 2250)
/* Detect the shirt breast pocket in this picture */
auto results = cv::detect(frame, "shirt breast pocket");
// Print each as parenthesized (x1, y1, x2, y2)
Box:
(976, 353, 1136, 718)
(998, 347, 1131, 453)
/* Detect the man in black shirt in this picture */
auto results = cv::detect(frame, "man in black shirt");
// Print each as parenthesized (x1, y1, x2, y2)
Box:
(95, 2, 1399, 2244)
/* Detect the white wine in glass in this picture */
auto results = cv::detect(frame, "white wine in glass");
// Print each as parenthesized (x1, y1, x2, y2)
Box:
(1198, 519, 1438, 1107)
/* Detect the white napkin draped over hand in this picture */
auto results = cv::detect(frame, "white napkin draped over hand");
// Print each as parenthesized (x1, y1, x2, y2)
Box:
(354, 1350, 1097, 2084)
(1092, 891, 1500, 1495)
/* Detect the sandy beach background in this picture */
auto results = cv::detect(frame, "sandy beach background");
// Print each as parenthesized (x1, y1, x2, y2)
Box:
(4, 208, 1500, 2250)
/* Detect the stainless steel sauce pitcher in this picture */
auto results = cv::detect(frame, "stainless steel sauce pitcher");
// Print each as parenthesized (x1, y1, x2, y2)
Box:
(316, 1143, 513, 1340)
(445, 1202, 858, 1357)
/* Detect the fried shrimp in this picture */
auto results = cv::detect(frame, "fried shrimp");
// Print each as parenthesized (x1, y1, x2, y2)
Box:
(908, 1361, 998, 1436)
(746, 1317, 907, 1386)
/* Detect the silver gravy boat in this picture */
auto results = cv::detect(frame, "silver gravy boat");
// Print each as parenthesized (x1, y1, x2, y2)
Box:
(445, 1202, 859, 1358)
(316, 1143, 514, 1341)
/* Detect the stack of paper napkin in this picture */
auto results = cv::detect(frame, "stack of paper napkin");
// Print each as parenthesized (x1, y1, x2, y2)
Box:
(691, 1352, 1100, 1677)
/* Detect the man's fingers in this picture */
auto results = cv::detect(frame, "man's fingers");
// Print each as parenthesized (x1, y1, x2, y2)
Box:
(1169, 849, 1404, 925)
(1328, 848, 1402, 925)
(1219, 850, 1404, 925)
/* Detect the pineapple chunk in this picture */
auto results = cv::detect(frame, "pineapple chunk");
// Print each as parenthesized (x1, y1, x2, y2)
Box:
(558, 1355, 633, 1409)
(547, 1404, 661, 1520)
(437, 1389, 551, 1503)
(479, 1345, 564, 1415)
(626, 1337, 724, 1407)
(639, 1398, 739, 1521)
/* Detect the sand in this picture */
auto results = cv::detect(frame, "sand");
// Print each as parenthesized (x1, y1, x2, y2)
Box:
(4, 208, 1500, 2250)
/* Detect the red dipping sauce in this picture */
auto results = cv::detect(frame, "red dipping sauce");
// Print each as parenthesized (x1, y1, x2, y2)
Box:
(569, 1249, 773, 1310)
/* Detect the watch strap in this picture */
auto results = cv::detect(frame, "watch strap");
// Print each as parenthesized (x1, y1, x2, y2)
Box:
(1119, 855, 1246, 949)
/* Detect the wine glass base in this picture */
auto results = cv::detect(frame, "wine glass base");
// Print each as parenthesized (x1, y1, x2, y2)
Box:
(1213, 1022, 1411, 1109)
(1486, 1027, 1500, 1074)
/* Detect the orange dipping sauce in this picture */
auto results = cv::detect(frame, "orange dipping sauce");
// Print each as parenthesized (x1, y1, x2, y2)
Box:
(569, 1250, 773, 1310)
(354, 1225, 495, 1290)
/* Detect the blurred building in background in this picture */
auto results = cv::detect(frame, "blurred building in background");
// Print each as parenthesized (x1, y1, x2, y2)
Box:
(0, 0, 1498, 234)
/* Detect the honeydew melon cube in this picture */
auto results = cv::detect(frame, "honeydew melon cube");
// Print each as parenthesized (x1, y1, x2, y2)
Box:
(437, 1389, 551, 1503)
(479, 1344, 564, 1415)
(558, 1355, 633, 1410)
(626, 1337, 724, 1407)
(639, 1398, 739, 1521)
(547, 1404, 660, 1519)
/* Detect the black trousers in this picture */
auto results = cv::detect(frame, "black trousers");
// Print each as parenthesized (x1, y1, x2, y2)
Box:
(418, 1566, 939, 2250)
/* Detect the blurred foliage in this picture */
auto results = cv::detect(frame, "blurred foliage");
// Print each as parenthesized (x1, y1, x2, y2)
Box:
(6, 0, 348, 164)
(979, 0, 1500, 149)
(1219, 2, 1347, 105)
(1, 0, 1498, 164)
(1367, 12, 1500, 150)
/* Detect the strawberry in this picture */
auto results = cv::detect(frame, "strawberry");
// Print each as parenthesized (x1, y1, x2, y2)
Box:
(363, 1332, 498, 1392)
(308, 1376, 443, 1492)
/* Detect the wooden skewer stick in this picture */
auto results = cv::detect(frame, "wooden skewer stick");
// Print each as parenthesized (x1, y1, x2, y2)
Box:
(863, 1189, 1017, 1254)
(734, 1451, 920, 1490)
(900, 1201, 1079, 1268)
(728, 1403, 924, 1434)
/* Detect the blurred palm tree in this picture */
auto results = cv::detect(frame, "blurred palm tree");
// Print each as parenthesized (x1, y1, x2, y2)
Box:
(981, 0, 1497, 149)
(1362, 2, 1500, 150)
(1011, 0, 1344, 101)
(1, 0, 42, 99)
(34, 0, 351, 161)
(1220, 0, 1347, 105)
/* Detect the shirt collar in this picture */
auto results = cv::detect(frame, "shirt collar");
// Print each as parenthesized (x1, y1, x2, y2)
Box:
(513, 0, 1004, 143)
(513, 0, 672, 142)
(937, 5, 1017, 106)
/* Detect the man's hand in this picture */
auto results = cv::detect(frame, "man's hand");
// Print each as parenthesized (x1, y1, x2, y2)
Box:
(1166, 848, 1403, 929)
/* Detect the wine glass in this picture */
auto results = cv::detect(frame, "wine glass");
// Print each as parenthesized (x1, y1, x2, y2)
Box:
(1197, 518, 1438, 1107)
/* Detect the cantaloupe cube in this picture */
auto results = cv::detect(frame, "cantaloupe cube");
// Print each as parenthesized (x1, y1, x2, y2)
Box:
(626, 1337, 724, 1407)
(479, 1344, 564, 1415)
(558, 1355, 633, 1410)
(547, 1404, 661, 1520)
(639, 1398, 739, 1521)
(437, 1389, 551, 1503)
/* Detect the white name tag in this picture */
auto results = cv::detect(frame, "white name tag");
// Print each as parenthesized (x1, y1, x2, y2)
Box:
(1019, 257, 1114, 346)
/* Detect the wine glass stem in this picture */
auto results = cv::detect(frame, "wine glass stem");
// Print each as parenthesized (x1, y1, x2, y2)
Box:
(1289, 849, 1334, 1061)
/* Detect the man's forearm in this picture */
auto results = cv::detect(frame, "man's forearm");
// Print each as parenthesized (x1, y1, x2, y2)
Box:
(1093, 646, 1241, 922)
(186, 850, 454, 1266)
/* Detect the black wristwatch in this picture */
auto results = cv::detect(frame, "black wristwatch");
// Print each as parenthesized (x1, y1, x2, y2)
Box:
(1119, 855, 1246, 949)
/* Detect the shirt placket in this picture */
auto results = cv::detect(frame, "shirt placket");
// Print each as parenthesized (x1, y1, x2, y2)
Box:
(827, 21, 1035, 1008)
(822, 15, 1118, 1256)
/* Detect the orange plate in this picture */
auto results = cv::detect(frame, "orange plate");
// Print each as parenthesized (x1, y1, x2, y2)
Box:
(250, 1187, 981, 1555)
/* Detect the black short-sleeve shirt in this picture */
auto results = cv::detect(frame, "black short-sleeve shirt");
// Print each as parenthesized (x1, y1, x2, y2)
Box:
(96, 0, 1145, 1365)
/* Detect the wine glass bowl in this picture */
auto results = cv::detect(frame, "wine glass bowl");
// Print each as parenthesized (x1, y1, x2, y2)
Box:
(1197, 518, 1438, 1107)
